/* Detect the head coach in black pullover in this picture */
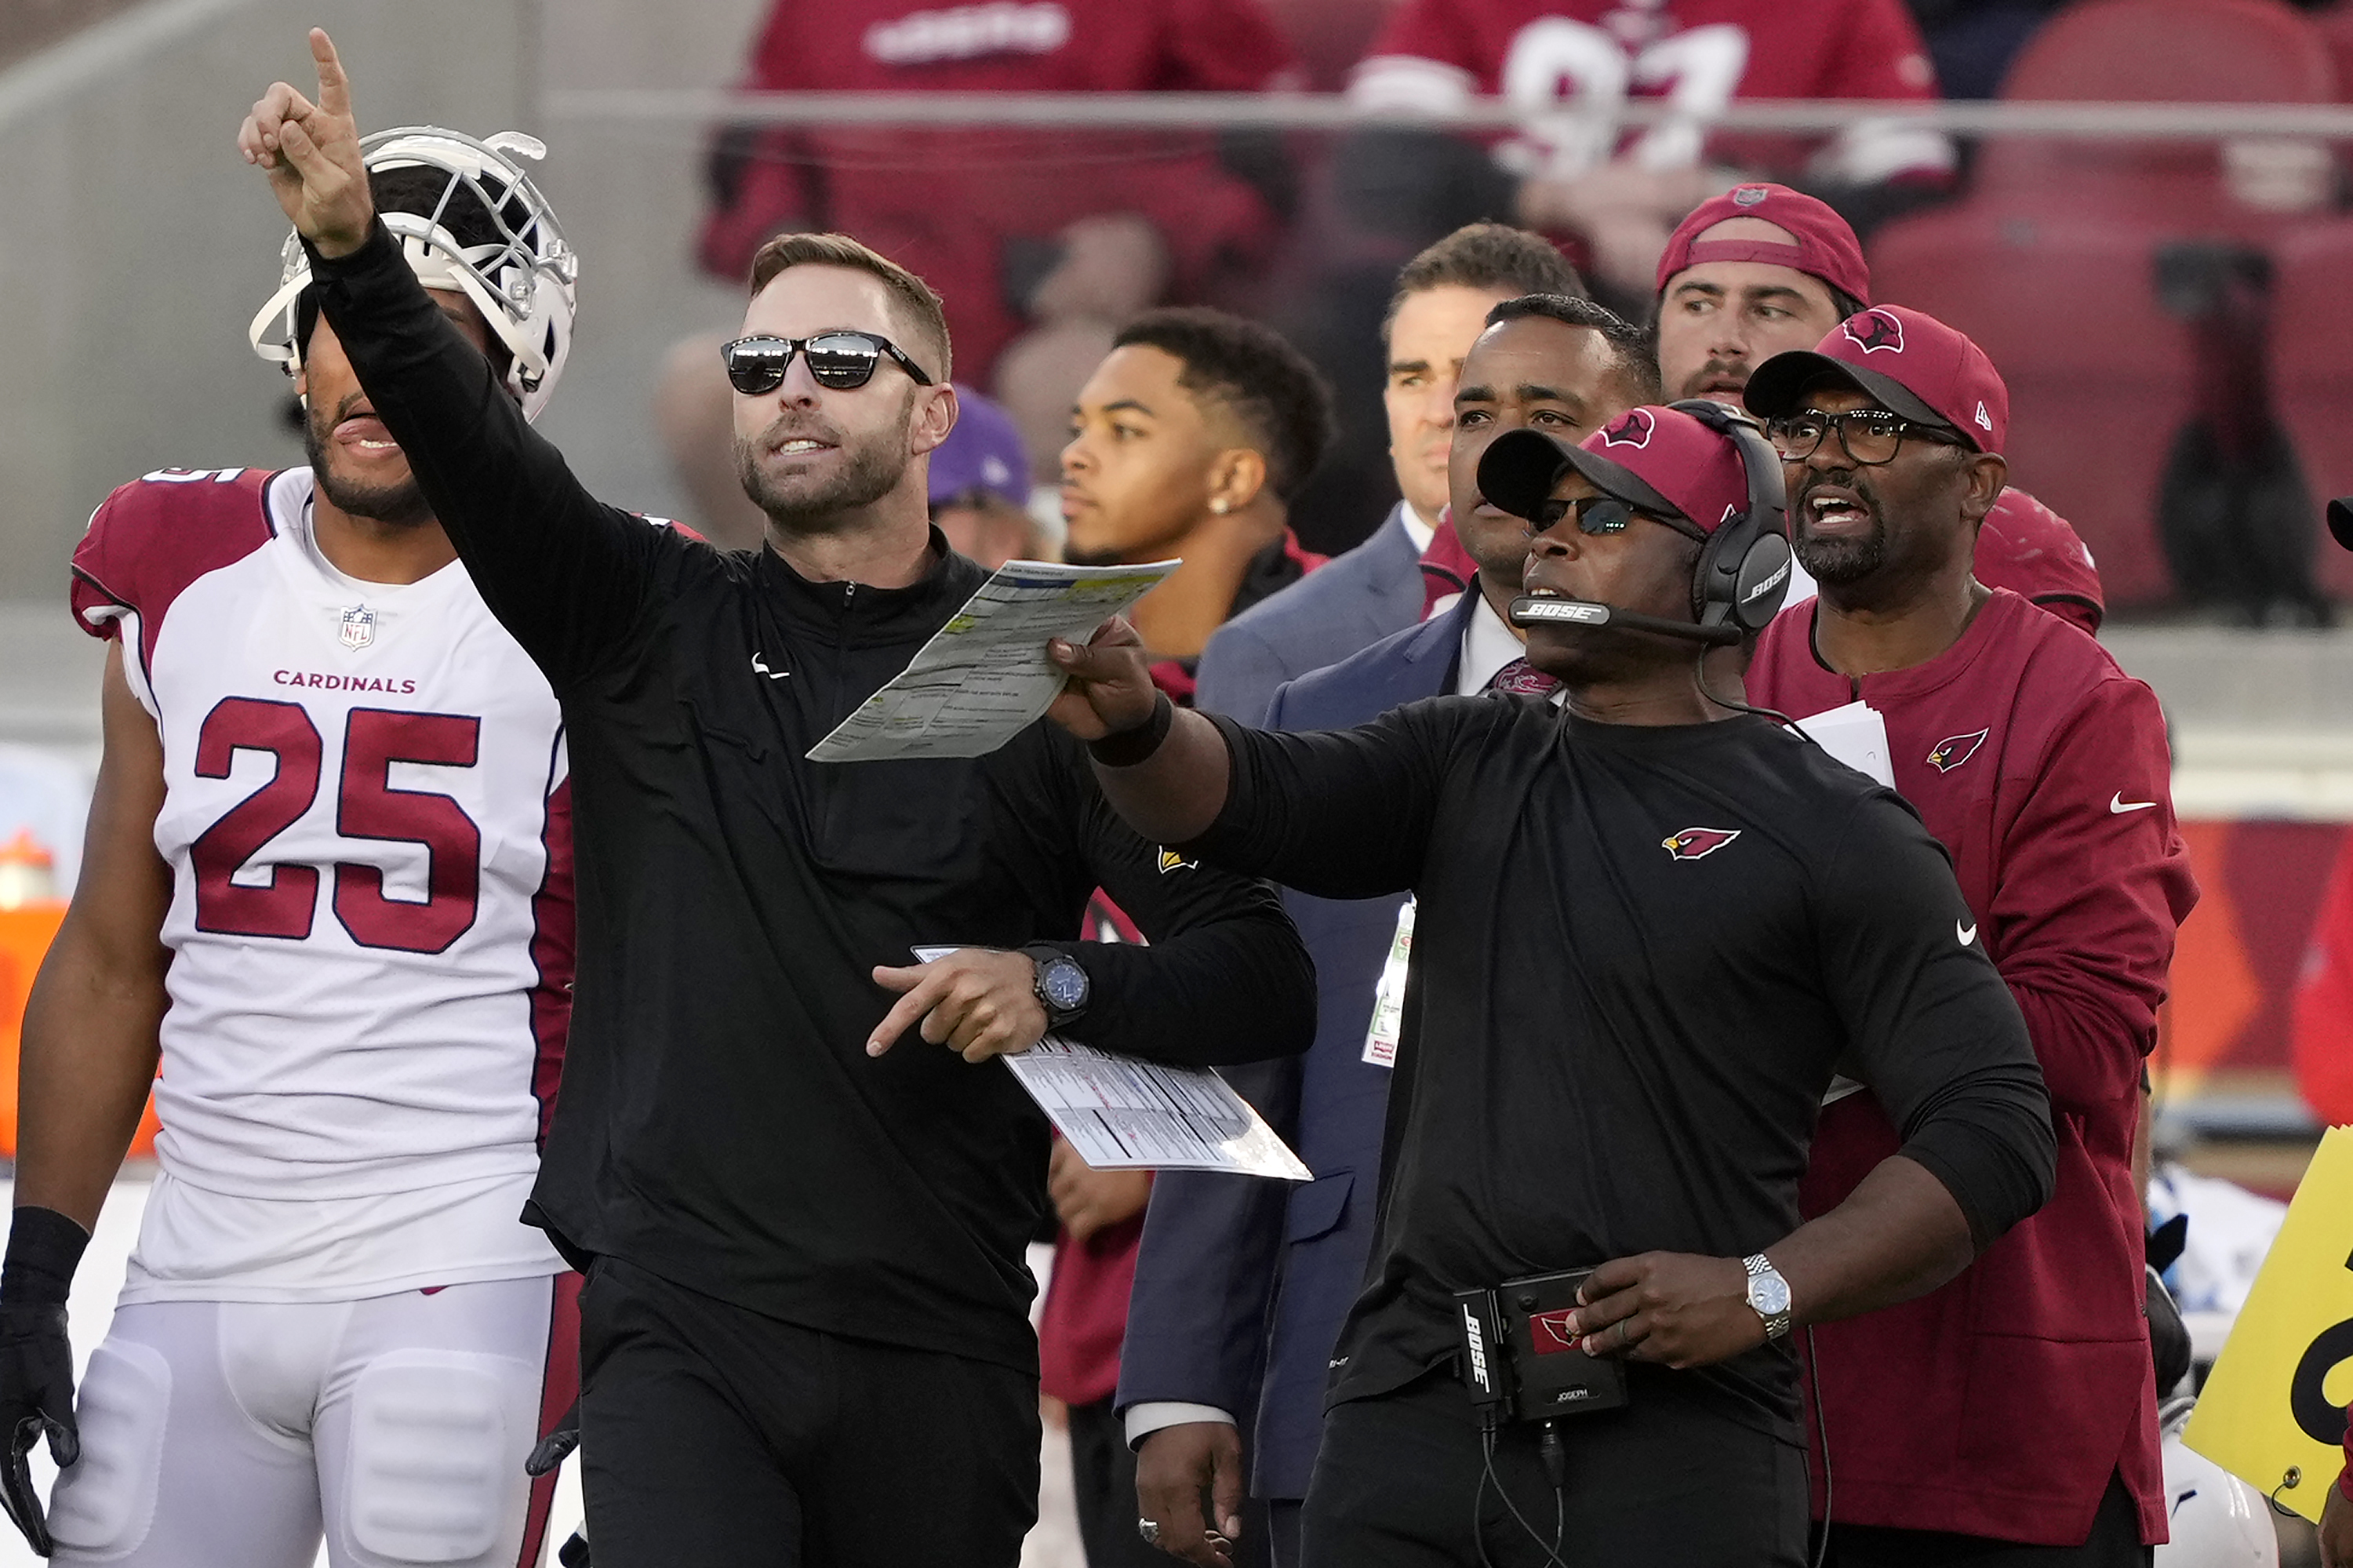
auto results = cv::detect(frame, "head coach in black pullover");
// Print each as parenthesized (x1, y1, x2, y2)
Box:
(242, 36, 1312, 1568)
(1048, 405, 2058, 1567)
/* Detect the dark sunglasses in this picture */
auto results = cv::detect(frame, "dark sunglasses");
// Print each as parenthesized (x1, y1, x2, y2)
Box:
(719, 331, 936, 395)
(1529, 495, 1705, 542)
(1532, 496, 1635, 535)
(1768, 408, 1961, 466)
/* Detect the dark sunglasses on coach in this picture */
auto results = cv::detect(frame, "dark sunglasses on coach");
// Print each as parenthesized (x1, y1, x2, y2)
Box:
(1531, 496, 1637, 536)
(1529, 495, 1703, 541)
(719, 332, 936, 395)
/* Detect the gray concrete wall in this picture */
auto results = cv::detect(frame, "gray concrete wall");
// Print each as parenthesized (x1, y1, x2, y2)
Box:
(0, 0, 766, 606)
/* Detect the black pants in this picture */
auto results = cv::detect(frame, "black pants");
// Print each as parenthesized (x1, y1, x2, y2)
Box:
(1266, 1498, 1303, 1568)
(1299, 1368, 1809, 1567)
(1068, 1397, 1169, 1568)
(577, 1255, 1040, 1567)
(1821, 1473, 2153, 1568)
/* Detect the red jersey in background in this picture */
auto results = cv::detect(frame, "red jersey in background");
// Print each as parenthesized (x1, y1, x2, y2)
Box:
(1747, 588, 2197, 1548)
(701, 0, 1300, 380)
(1350, 0, 1951, 187)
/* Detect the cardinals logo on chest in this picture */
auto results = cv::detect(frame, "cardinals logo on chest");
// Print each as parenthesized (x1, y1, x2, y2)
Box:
(1926, 728, 1990, 773)
(1662, 827, 1740, 861)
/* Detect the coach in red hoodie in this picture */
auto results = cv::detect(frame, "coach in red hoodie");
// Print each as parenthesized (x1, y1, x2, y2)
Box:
(1742, 307, 2197, 1566)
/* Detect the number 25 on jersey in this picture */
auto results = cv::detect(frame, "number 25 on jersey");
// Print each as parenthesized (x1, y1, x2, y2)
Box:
(191, 697, 482, 955)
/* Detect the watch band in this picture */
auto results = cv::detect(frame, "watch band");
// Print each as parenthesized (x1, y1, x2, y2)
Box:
(1024, 943, 1088, 1027)
(1742, 1252, 1793, 1340)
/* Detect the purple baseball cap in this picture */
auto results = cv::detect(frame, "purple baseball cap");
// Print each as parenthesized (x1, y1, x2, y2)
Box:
(929, 386, 1030, 509)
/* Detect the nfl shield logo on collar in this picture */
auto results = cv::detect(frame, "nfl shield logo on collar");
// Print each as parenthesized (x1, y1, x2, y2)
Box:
(340, 605, 376, 650)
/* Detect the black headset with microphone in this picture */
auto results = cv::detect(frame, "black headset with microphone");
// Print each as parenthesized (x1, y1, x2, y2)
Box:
(1505, 399, 1794, 646)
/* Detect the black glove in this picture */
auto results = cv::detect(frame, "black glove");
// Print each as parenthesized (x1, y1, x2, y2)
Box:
(526, 1399, 580, 1478)
(0, 1207, 91, 1557)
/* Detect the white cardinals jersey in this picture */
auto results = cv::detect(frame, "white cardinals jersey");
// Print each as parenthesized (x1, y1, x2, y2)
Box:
(71, 466, 571, 1301)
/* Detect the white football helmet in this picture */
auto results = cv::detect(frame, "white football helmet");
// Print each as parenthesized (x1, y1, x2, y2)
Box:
(2156, 1398, 2281, 1567)
(249, 126, 578, 421)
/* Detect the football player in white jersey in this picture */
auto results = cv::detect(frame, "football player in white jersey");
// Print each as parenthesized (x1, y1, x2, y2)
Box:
(0, 129, 588, 1567)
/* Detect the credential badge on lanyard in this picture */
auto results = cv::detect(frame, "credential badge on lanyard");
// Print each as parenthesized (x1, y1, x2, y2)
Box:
(1362, 897, 1416, 1068)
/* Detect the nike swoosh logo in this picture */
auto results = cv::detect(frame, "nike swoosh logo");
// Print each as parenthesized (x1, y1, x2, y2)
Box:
(2109, 792, 2156, 814)
(751, 653, 789, 681)
(1958, 920, 1977, 947)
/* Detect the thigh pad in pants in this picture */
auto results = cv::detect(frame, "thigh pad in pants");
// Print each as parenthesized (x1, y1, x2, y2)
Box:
(45, 1341, 172, 1559)
(336, 1352, 516, 1566)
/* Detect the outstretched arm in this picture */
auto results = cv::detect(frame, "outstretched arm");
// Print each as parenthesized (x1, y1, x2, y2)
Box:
(238, 30, 667, 686)
(1049, 619, 1235, 844)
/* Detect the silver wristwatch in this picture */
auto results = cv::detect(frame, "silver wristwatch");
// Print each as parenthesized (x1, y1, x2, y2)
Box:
(1742, 1253, 1793, 1340)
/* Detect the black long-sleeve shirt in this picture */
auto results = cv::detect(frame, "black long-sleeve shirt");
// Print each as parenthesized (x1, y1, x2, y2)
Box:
(1186, 698, 2056, 1435)
(308, 224, 1315, 1373)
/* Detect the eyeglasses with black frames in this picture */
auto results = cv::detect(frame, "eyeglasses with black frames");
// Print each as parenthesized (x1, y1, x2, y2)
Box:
(719, 331, 936, 395)
(1767, 408, 1962, 467)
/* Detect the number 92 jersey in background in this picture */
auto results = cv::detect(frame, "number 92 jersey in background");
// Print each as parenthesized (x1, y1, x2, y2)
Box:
(69, 466, 570, 1303)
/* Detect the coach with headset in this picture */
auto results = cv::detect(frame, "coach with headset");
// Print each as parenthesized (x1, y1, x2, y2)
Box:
(1045, 404, 2060, 1566)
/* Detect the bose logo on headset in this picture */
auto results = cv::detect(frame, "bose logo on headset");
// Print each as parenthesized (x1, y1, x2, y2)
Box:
(1742, 558, 1792, 605)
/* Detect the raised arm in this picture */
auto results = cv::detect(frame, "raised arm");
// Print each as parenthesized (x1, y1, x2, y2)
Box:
(240, 30, 666, 685)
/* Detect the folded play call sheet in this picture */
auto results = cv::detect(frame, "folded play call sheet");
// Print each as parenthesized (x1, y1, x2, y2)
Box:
(910, 947, 1312, 1180)
(807, 558, 1178, 762)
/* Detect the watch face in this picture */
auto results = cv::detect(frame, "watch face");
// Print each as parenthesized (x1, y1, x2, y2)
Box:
(1042, 959, 1088, 1011)
(1751, 1273, 1791, 1317)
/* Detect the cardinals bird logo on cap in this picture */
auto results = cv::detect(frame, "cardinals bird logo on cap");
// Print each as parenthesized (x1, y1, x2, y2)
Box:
(1926, 728, 1990, 772)
(1600, 409, 1657, 449)
(1844, 311, 1906, 355)
(1663, 827, 1740, 860)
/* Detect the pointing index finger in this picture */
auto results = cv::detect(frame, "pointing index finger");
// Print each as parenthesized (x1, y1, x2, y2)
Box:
(310, 28, 351, 117)
(866, 964, 951, 1056)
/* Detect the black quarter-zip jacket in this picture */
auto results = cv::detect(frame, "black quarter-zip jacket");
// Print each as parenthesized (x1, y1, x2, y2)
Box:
(310, 224, 1315, 1373)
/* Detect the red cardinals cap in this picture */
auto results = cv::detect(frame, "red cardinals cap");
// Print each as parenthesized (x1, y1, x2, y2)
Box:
(1654, 184, 1871, 304)
(1975, 489, 2104, 631)
(1478, 407, 1752, 538)
(1742, 305, 2009, 455)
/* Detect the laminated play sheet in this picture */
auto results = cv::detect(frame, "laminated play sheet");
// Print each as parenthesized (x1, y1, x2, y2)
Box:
(807, 558, 1177, 762)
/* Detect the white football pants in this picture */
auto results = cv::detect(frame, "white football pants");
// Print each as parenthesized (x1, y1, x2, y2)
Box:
(46, 1275, 566, 1568)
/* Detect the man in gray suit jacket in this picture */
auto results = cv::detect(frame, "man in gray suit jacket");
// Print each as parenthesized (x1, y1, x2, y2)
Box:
(1194, 225, 1584, 726)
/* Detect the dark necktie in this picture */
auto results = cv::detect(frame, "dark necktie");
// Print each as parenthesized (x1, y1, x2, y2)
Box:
(1486, 657, 1562, 699)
